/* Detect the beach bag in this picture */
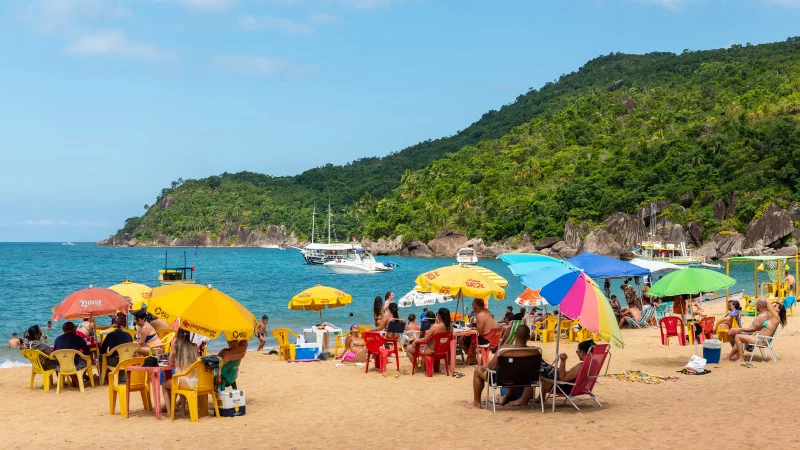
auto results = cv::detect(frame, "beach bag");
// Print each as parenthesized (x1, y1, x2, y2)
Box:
(202, 355, 220, 370)
(685, 354, 707, 373)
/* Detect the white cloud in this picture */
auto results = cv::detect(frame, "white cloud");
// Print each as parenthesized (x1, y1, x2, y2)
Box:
(212, 54, 319, 77)
(65, 30, 172, 62)
(176, 0, 236, 10)
(309, 12, 342, 24)
(20, 0, 132, 33)
(239, 14, 315, 35)
(23, 220, 109, 227)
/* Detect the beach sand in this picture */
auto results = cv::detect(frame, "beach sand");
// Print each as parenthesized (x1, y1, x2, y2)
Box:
(2, 301, 799, 449)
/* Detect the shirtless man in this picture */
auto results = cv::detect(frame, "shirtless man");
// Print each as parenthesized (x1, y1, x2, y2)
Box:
(465, 324, 537, 409)
(407, 308, 451, 366)
(727, 299, 769, 361)
(219, 339, 247, 363)
(618, 303, 642, 327)
(149, 315, 170, 331)
(256, 315, 269, 351)
(785, 271, 795, 293)
(8, 333, 22, 349)
(462, 298, 497, 364)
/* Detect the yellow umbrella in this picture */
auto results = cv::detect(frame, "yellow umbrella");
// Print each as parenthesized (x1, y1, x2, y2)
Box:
(108, 280, 151, 310)
(415, 264, 506, 319)
(150, 283, 197, 299)
(288, 285, 352, 322)
(465, 265, 509, 288)
(148, 284, 258, 341)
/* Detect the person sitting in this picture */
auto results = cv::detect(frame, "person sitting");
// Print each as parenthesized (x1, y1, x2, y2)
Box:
(219, 339, 247, 363)
(539, 339, 596, 399)
(406, 314, 420, 332)
(500, 311, 515, 325)
(730, 300, 786, 363)
(368, 302, 401, 338)
(461, 298, 497, 364)
(75, 318, 95, 345)
(54, 321, 91, 371)
(23, 325, 59, 371)
(618, 303, 642, 327)
(161, 329, 198, 417)
(465, 324, 538, 409)
(148, 315, 170, 332)
(717, 300, 742, 332)
(609, 295, 622, 320)
(8, 332, 22, 349)
(341, 325, 367, 363)
(406, 308, 451, 366)
(512, 307, 526, 321)
(727, 299, 769, 361)
(133, 310, 160, 356)
(100, 313, 134, 368)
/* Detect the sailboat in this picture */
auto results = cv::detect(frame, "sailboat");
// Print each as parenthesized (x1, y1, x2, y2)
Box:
(300, 201, 363, 265)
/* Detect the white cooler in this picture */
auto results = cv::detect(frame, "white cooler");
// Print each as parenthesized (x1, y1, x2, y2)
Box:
(218, 389, 246, 417)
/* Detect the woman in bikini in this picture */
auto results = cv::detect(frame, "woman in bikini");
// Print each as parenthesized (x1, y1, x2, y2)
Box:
(732, 301, 785, 363)
(367, 302, 402, 338)
(161, 329, 198, 417)
(342, 325, 367, 362)
(133, 310, 160, 356)
(372, 296, 384, 326)
(75, 318, 95, 344)
(406, 307, 451, 366)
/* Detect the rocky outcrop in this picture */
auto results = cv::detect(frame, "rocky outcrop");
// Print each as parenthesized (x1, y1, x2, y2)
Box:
(638, 200, 670, 225)
(551, 240, 568, 253)
(695, 241, 719, 260)
(427, 232, 468, 257)
(679, 193, 694, 208)
(713, 200, 726, 221)
(603, 212, 646, 249)
(157, 196, 176, 211)
(715, 233, 746, 259)
(564, 220, 589, 248)
(578, 229, 625, 258)
(400, 240, 434, 257)
(775, 244, 799, 256)
(97, 224, 299, 247)
(364, 236, 403, 255)
(534, 237, 559, 250)
(746, 204, 794, 248)
(558, 247, 578, 258)
(687, 221, 703, 247)
(667, 224, 686, 243)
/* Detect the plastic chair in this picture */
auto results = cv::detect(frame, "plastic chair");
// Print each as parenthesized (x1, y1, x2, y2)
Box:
(717, 315, 740, 343)
(121, 328, 138, 340)
(363, 332, 399, 374)
(746, 330, 779, 363)
(410, 332, 452, 377)
(625, 307, 655, 328)
(100, 342, 140, 385)
(486, 350, 544, 414)
(698, 317, 716, 342)
(659, 317, 686, 346)
(21, 349, 57, 392)
(654, 303, 671, 321)
(272, 328, 300, 361)
(537, 317, 558, 343)
(568, 320, 583, 342)
(334, 333, 349, 359)
(156, 328, 175, 339)
(108, 357, 151, 417)
(399, 330, 420, 357)
(171, 359, 221, 422)
(358, 325, 372, 336)
(52, 349, 95, 393)
(545, 344, 610, 411)
(149, 332, 175, 356)
(477, 327, 505, 365)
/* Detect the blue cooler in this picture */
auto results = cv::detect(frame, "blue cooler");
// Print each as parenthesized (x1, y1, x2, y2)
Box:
(703, 339, 722, 364)
(294, 344, 318, 360)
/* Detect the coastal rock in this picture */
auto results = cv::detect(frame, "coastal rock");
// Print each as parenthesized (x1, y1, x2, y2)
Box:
(603, 212, 646, 249)
(695, 242, 719, 260)
(714, 233, 745, 257)
(400, 240, 434, 257)
(157, 196, 176, 211)
(638, 200, 670, 225)
(564, 220, 589, 248)
(620, 251, 636, 261)
(465, 238, 486, 257)
(679, 193, 694, 208)
(774, 244, 798, 256)
(427, 232, 468, 257)
(578, 228, 625, 258)
(667, 224, 686, 243)
(742, 246, 763, 257)
(127, 238, 138, 247)
(558, 247, 578, 258)
(539, 248, 552, 256)
(713, 200, 726, 221)
(551, 240, 568, 253)
(687, 221, 704, 247)
(369, 236, 403, 255)
(534, 237, 560, 250)
(745, 204, 793, 248)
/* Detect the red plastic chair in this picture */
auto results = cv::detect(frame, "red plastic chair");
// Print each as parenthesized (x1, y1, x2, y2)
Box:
(549, 343, 610, 410)
(478, 328, 505, 365)
(659, 317, 687, 346)
(698, 317, 716, 342)
(363, 332, 399, 374)
(410, 332, 452, 377)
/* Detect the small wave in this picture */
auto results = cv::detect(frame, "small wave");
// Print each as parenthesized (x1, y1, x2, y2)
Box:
(0, 359, 30, 369)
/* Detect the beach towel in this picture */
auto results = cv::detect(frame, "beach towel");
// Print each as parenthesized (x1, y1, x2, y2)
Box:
(503, 320, 521, 345)
(603, 370, 679, 384)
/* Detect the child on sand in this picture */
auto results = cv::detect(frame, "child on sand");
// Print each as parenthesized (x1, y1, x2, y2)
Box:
(257, 315, 269, 351)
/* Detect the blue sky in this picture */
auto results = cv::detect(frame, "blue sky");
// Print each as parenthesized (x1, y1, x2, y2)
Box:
(1, 0, 799, 242)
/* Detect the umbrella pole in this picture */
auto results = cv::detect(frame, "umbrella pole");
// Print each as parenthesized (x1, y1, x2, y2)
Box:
(689, 297, 698, 355)
(551, 310, 561, 413)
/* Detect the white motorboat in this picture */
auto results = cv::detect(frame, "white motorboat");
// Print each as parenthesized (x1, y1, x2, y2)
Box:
(324, 249, 392, 274)
(455, 247, 478, 265)
(61, 242, 75, 246)
(300, 201, 364, 264)
(259, 244, 281, 249)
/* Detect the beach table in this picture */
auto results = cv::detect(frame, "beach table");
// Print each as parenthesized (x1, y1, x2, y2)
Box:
(126, 364, 172, 420)
(302, 326, 342, 354)
(450, 329, 478, 373)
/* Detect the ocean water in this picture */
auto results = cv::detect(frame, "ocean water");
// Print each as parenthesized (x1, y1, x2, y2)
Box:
(0, 243, 773, 367)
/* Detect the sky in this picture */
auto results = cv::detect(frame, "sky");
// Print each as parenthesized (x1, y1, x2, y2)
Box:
(1, 0, 800, 242)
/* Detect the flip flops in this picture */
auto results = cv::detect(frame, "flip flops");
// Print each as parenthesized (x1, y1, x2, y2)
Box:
(740, 362, 755, 368)
(452, 372, 465, 378)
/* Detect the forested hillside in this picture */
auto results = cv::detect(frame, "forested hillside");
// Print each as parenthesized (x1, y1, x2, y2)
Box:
(110, 38, 800, 246)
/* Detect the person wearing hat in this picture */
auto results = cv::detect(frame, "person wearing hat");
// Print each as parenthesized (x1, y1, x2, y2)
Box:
(100, 313, 134, 368)
(54, 321, 91, 369)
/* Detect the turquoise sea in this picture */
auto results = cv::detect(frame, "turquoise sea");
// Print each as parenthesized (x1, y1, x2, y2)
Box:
(0, 243, 769, 367)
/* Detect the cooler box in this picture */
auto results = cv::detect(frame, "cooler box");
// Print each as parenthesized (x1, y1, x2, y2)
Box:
(294, 345, 318, 360)
(217, 389, 246, 417)
(703, 339, 722, 364)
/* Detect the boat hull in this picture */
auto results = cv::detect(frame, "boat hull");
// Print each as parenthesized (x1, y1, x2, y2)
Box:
(324, 262, 391, 274)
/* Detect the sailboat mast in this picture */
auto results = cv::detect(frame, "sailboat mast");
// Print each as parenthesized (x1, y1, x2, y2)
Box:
(311, 203, 316, 244)
(327, 199, 331, 244)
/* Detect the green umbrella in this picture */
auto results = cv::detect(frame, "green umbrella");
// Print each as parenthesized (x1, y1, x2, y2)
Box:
(648, 268, 736, 297)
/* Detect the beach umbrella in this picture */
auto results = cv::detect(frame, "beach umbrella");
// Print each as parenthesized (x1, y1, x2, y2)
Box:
(148, 284, 258, 341)
(149, 283, 198, 299)
(398, 289, 455, 307)
(288, 285, 353, 322)
(108, 280, 151, 310)
(414, 264, 506, 319)
(464, 265, 509, 287)
(52, 286, 131, 321)
(515, 287, 547, 307)
(629, 258, 684, 273)
(498, 253, 558, 265)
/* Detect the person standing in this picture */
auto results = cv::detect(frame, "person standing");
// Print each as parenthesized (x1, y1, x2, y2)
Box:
(257, 315, 269, 351)
(8, 333, 22, 349)
(603, 279, 611, 299)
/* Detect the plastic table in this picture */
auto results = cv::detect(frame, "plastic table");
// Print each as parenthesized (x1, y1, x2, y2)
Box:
(302, 326, 342, 353)
(126, 364, 172, 420)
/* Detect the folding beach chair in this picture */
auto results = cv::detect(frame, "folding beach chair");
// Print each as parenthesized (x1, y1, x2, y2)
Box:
(745, 328, 779, 363)
(485, 349, 544, 414)
(544, 344, 610, 411)
(625, 307, 655, 329)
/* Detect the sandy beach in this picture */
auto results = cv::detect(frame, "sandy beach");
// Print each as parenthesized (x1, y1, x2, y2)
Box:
(3, 300, 799, 449)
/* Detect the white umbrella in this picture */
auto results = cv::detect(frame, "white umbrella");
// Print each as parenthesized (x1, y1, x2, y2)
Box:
(398, 288, 455, 307)
(630, 258, 685, 273)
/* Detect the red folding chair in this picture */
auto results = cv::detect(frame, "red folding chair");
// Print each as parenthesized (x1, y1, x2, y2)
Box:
(410, 332, 452, 377)
(659, 316, 686, 346)
(547, 343, 610, 411)
(477, 327, 504, 365)
(363, 332, 399, 374)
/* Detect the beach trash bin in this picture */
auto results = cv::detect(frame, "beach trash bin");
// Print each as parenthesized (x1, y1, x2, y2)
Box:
(703, 339, 722, 364)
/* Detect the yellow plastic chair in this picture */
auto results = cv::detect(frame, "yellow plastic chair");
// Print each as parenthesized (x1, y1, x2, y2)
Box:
(272, 328, 299, 361)
(334, 333, 348, 359)
(21, 349, 57, 392)
(100, 342, 140, 385)
(536, 316, 558, 343)
(122, 328, 138, 340)
(358, 325, 372, 336)
(717, 315, 740, 343)
(108, 357, 151, 417)
(156, 328, 175, 339)
(149, 332, 175, 356)
(52, 349, 95, 393)
(171, 359, 221, 422)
